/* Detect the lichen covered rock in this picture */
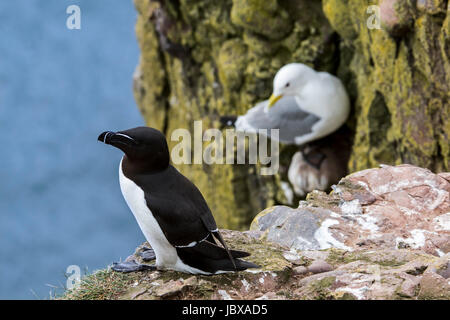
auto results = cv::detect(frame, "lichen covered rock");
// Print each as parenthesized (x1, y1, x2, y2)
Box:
(322, 0, 450, 172)
(61, 232, 448, 300)
(230, 0, 292, 40)
(252, 164, 450, 256)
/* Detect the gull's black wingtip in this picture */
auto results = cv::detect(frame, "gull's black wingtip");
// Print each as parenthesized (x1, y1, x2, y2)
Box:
(219, 116, 237, 128)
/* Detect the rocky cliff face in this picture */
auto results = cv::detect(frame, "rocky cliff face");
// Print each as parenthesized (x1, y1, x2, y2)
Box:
(132, 0, 346, 229)
(62, 165, 450, 300)
(132, 0, 449, 229)
(323, 0, 449, 172)
(62, 235, 449, 300)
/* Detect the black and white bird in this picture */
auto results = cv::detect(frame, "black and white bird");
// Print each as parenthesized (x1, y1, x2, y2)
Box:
(98, 127, 258, 274)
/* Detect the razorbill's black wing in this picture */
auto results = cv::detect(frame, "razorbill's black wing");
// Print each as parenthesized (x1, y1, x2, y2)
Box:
(127, 164, 241, 269)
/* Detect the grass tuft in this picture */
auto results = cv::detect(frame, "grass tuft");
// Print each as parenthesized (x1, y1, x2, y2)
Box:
(59, 268, 140, 300)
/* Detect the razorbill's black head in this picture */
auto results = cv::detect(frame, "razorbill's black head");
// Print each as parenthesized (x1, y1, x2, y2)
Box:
(98, 126, 259, 274)
(98, 127, 169, 172)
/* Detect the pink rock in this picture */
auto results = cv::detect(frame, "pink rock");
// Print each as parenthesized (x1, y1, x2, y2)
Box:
(379, 0, 413, 35)
(398, 273, 421, 297)
(254, 165, 449, 256)
(380, 0, 398, 28)
(255, 292, 280, 300)
(307, 260, 334, 274)
(293, 266, 308, 275)
(338, 165, 450, 253)
(438, 172, 450, 183)
(418, 272, 450, 299)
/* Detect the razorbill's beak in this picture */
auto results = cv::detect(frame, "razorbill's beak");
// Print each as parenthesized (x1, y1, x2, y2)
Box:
(98, 131, 113, 144)
(98, 131, 137, 146)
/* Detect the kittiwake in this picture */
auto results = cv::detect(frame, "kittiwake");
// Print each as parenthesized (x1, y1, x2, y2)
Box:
(222, 63, 350, 146)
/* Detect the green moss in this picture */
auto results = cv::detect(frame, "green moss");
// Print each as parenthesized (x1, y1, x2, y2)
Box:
(133, 0, 168, 131)
(305, 190, 341, 211)
(224, 231, 291, 271)
(325, 248, 349, 265)
(230, 0, 292, 40)
(308, 276, 337, 300)
(217, 39, 248, 94)
(60, 244, 443, 300)
(322, 0, 357, 40)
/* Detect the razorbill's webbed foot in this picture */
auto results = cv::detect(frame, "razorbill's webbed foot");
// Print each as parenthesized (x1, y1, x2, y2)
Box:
(138, 247, 156, 261)
(111, 259, 156, 273)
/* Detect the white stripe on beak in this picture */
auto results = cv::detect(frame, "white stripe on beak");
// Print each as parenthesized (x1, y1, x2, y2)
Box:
(115, 133, 135, 142)
(103, 132, 111, 143)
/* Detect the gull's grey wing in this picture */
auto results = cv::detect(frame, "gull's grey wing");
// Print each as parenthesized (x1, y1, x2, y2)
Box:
(235, 96, 321, 144)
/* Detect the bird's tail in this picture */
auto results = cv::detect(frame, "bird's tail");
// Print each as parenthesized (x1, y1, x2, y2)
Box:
(176, 240, 259, 274)
(219, 116, 238, 128)
(205, 233, 250, 258)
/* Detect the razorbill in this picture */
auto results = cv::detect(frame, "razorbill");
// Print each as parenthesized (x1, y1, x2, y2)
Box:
(98, 127, 259, 274)
(221, 63, 350, 146)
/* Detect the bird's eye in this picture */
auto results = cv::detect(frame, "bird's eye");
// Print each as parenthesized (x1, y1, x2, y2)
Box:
(286, 82, 290, 87)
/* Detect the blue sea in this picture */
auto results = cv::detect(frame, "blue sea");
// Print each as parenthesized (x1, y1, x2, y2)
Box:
(0, 0, 147, 299)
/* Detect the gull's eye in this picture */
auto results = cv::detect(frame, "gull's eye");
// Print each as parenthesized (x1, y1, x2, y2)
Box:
(285, 82, 290, 87)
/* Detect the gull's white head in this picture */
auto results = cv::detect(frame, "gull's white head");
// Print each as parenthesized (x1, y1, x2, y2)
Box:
(268, 63, 314, 108)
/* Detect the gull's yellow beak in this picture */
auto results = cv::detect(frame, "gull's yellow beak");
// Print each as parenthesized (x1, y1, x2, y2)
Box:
(268, 94, 283, 108)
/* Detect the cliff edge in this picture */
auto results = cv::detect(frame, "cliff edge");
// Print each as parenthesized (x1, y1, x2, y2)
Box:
(61, 165, 450, 300)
